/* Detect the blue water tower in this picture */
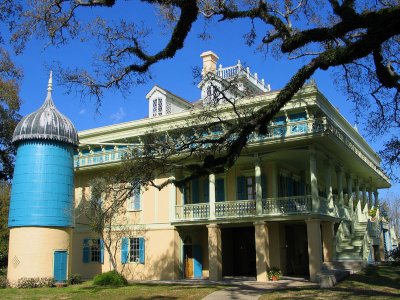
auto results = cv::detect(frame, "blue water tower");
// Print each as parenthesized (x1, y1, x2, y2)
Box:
(7, 72, 78, 283)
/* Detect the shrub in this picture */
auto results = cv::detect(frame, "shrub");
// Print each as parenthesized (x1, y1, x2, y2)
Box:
(267, 267, 282, 281)
(16, 277, 55, 288)
(17, 277, 38, 288)
(68, 273, 83, 285)
(93, 271, 128, 286)
(38, 277, 55, 287)
(0, 275, 9, 288)
(368, 208, 377, 218)
(388, 247, 400, 261)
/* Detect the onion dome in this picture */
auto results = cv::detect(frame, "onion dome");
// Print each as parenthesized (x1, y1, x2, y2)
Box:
(12, 72, 79, 146)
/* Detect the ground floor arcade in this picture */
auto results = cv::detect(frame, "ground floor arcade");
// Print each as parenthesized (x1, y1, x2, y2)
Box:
(177, 218, 336, 283)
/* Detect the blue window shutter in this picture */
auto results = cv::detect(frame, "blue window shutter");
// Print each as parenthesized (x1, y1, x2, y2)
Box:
(261, 175, 267, 199)
(83, 239, 89, 263)
(139, 238, 145, 264)
(193, 245, 203, 278)
(134, 186, 141, 210)
(203, 179, 209, 203)
(121, 238, 129, 264)
(237, 176, 246, 200)
(216, 178, 225, 202)
(100, 239, 104, 264)
(192, 179, 199, 204)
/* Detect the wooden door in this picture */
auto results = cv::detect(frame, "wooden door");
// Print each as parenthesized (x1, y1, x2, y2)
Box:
(184, 245, 193, 278)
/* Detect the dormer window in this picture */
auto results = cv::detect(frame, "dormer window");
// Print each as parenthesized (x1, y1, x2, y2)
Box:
(152, 98, 163, 117)
(146, 86, 193, 118)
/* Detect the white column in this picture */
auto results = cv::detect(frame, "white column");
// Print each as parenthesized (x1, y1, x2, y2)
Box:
(336, 166, 344, 206)
(362, 185, 368, 214)
(209, 173, 216, 220)
(285, 111, 290, 136)
(325, 160, 333, 210)
(368, 187, 373, 209)
(346, 173, 353, 210)
(355, 178, 362, 217)
(255, 155, 262, 215)
(310, 149, 319, 213)
(271, 162, 278, 198)
(374, 190, 379, 208)
(169, 176, 177, 222)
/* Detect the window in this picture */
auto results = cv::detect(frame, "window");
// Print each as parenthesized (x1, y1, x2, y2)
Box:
(129, 238, 140, 263)
(83, 239, 104, 263)
(121, 237, 145, 264)
(237, 175, 267, 200)
(272, 116, 287, 137)
(127, 185, 141, 211)
(166, 101, 172, 114)
(152, 98, 163, 117)
(289, 112, 307, 134)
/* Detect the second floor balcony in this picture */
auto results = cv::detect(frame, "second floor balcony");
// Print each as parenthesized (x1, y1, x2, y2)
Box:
(174, 195, 341, 223)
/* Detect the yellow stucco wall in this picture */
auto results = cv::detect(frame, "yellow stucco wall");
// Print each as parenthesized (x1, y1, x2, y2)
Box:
(8, 227, 71, 284)
(72, 227, 178, 280)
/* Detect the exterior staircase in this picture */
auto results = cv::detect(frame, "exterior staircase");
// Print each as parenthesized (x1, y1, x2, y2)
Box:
(335, 220, 367, 261)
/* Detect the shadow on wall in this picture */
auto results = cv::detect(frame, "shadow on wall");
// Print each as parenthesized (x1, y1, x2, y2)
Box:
(122, 240, 177, 281)
(72, 185, 103, 279)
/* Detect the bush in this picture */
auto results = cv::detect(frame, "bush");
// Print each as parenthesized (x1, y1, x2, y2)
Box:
(93, 271, 128, 286)
(68, 273, 83, 285)
(0, 275, 9, 288)
(38, 277, 55, 287)
(368, 208, 377, 218)
(17, 277, 38, 288)
(16, 277, 55, 288)
(267, 267, 282, 281)
(388, 247, 400, 261)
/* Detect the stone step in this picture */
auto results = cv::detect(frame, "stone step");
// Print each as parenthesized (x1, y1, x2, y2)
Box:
(324, 261, 364, 274)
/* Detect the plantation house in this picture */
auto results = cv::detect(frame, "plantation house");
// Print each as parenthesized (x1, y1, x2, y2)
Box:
(7, 51, 397, 285)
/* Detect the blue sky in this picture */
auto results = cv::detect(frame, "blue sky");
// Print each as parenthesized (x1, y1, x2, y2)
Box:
(7, 3, 399, 198)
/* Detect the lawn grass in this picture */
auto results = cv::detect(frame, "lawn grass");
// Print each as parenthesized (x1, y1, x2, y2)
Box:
(0, 263, 399, 300)
(260, 262, 400, 300)
(0, 281, 220, 300)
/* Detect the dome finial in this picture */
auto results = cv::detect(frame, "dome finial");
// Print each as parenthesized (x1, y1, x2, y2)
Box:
(47, 71, 53, 93)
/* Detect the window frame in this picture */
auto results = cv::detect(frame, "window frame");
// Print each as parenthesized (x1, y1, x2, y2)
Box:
(129, 237, 140, 263)
(121, 237, 145, 264)
(83, 238, 104, 264)
(127, 185, 142, 212)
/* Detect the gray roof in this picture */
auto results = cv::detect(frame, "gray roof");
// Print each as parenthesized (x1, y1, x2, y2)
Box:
(12, 79, 79, 146)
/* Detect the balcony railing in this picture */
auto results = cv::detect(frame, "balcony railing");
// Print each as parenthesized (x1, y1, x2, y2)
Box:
(75, 118, 323, 168)
(262, 196, 312, 215)
(175, 203, 210, 220)
(216, 200, 256, 217)
(74, 116, 388, 185)
(216, 63, 270, 92)
(174, 196, 313, 221)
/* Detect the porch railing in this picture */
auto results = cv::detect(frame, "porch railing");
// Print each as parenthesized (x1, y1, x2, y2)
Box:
(262, 196, 312, 215)
(175, 203, 210, 220)
(175, 196, 313, 221)
(215, 200, 256, 218)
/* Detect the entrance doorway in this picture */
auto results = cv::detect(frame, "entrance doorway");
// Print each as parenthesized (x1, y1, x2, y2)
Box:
(53, 250, 68, 282)
(285, 224, 309, 276)
(222, 227, 256, 277)
(183, 236, 202, 279)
